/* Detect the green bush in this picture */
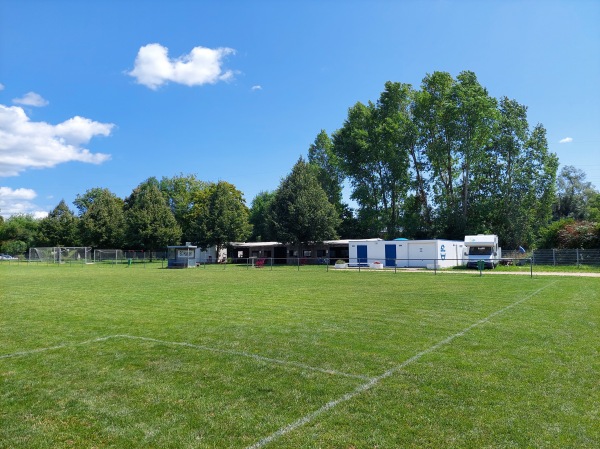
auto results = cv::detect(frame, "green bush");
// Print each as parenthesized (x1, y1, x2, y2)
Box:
(537, 219, 600, 249)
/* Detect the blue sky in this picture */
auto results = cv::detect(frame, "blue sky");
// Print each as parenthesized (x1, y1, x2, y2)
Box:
(1, 0, 599, 218)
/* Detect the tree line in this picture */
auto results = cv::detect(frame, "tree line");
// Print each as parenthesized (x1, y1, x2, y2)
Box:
(1, 71, 599, 255)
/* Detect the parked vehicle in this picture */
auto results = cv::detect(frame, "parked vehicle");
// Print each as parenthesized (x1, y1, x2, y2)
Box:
(0, 254, 17, 260)
(464, 235, 501, 269)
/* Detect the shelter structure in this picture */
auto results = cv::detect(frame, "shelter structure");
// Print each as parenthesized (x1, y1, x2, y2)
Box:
(227, 239, 381, 265)
(167, 243, 197, 268)
(228, 242, 288, 264)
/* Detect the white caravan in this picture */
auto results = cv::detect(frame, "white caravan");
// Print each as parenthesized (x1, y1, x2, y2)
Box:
(464, 235, 501, 269)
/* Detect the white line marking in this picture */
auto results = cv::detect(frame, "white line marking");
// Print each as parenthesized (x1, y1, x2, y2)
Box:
(0, 336, 115, 359)
(246, 281, 558, 449)
(0, 334, 368, 380)
(114, 334, 370, 380)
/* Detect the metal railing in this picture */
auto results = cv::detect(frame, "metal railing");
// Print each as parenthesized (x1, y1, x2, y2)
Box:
(3, 249, 599, 272)
(530, 249, 600, 267)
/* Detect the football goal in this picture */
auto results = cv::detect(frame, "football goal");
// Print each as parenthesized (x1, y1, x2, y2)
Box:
(93, 249, 124, 264)
(29, 247, 92, 264)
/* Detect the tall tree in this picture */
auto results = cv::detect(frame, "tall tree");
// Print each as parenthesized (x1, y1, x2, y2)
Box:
(587, 191, 600, 222)
(521, 124, 558, 244)
(308, 130, 363, 239)
(413, 71, 459, 237)
(458, 99, 557, 247)
(188, 181, 251, 254)
(553, 165, 597, 220)
(74, 188, 126, 248)
(159, 173, 207, 243)
(249, 191, 276, 242)
(452, 71, 498, 229)
(268, 158, 339, 249)
(308, 130, 344, 211)
(413, 71, 499, 238)
(0, 214, 39, 255)
(37, 200, 80, 247)
(124, 179, 182, 251)
(333, 81, 413, 238)
(329, 72, 557, 246)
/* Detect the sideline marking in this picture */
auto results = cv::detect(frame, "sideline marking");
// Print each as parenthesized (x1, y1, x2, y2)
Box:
(0, 334, 368, 381)
(246, 281, 558, 449)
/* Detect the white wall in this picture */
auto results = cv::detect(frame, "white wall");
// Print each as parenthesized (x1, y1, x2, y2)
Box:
(195, 247, 226, 263)
(406, 241, 436, 267)
(435, 240, 465, 268)
(349, 239, 465, 268)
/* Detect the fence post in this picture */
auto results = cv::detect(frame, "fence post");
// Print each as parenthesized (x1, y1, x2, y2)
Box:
(530, 257, 533, 278)
(576, 248, 580, 268)
(553, 248, 556, 266)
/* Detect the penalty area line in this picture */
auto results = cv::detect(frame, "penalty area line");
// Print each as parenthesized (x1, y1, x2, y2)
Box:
(0, 336, 116, 360)
(246, 280, 558, 449)
(114, 334, 370, 380)
(0, 334, 368, 381)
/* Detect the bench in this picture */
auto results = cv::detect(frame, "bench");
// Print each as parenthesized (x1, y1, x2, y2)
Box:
(167, 260, 187, 269)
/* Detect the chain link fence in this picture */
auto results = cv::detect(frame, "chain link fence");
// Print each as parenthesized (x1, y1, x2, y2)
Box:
(3, 248, 600, 271)
(530, 249, 600, 267)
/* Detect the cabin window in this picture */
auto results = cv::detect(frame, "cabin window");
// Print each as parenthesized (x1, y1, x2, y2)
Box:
(470, 246, 492, 255)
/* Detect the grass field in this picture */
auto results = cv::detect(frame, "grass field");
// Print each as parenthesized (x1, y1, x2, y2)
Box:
(1, 265, 598, 448)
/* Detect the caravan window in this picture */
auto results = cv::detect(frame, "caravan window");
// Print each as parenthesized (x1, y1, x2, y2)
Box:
(470, 246, 492, 255)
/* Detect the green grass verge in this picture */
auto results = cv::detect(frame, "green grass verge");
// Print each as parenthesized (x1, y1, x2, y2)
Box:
(1, 265, 598, 448)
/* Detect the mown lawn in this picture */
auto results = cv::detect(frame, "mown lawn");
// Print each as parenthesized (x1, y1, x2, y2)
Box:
(1, 264, 598, 448)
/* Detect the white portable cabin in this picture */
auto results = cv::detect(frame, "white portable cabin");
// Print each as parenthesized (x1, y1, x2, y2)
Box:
(348, 239, 465, 268)
(195, 246, 227, 264)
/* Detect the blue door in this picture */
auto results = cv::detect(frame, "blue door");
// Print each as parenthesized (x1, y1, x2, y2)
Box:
(357, 245, 367, 265)
(385, 244, 396, 267)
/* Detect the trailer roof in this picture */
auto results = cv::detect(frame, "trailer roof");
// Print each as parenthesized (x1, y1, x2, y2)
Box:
(464, 235, 497, 246)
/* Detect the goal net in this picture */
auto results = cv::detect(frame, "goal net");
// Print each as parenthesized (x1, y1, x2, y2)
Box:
(94, 249, 124, 264)
(29, 247, 92, 264)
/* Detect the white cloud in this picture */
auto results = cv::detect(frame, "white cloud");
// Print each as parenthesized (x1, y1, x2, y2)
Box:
(251, 85, 263, 91)
(559, 137, 573, 144)
(128, 43, 236, 89)
(0, 186, 47, 218)
(0, 83, 4, 91)
(0, 104, 114, 177)
(13, 91, 49, 107)
(0, 186, 36, 200)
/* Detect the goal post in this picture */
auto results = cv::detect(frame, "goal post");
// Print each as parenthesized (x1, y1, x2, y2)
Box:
(29, 247, 92, 264)
(93, 249, 124, 264)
